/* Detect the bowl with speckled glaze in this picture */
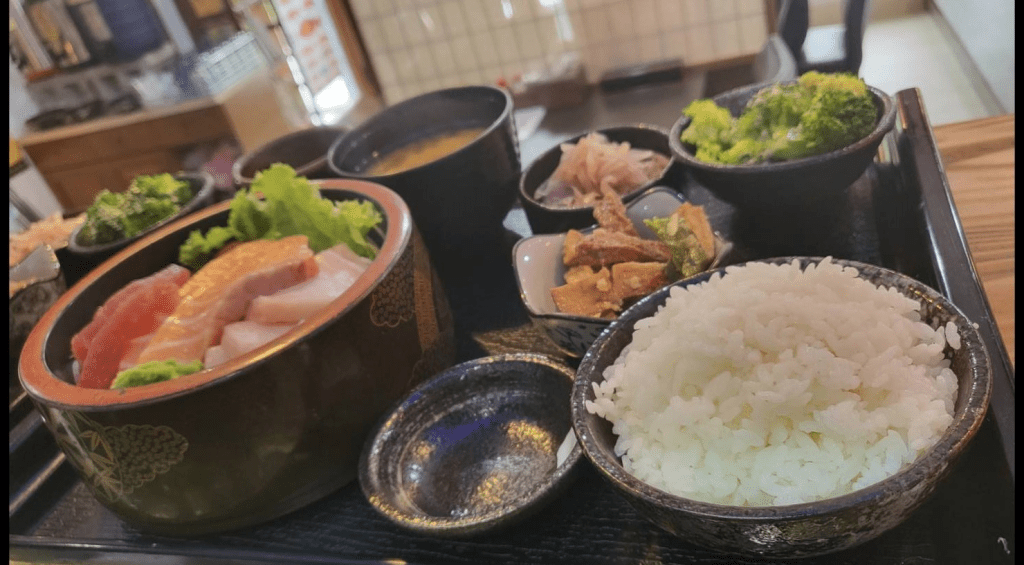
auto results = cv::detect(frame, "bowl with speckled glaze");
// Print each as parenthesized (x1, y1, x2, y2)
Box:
(360, 353, 583, 536)
(572, 257, 991, 558)
(668, 83, 896, 212)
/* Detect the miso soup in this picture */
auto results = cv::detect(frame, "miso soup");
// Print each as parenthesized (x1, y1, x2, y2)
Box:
(366, 128, 485, 175)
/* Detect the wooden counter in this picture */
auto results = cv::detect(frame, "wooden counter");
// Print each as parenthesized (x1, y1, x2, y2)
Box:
(933, 115, 1015, 366)
(18, 67, 305, 213)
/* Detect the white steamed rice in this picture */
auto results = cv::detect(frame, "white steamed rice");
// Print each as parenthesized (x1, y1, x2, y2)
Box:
(586, 257, 959, 507)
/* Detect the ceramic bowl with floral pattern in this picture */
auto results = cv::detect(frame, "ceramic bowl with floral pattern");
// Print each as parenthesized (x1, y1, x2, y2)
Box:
(512, 187, 731, 358)
(18, 179, 455, 536)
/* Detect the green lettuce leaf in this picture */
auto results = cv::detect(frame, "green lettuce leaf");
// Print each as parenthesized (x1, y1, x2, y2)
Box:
(176, 164, 382, 270)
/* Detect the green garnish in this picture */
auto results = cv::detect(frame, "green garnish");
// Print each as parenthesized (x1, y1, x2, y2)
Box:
(78, 174, 192, 246)
(111, 359, 203, 389)
(644, 216, 710, 279)
(178, 164, 383, 270)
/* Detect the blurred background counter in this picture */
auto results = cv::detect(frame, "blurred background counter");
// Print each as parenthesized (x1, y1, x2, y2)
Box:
(17, 63, 304, 212)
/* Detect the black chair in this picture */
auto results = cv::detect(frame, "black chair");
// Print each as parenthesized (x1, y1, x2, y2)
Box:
(778, 0, 872, 75)
(777, 0, 809, 64)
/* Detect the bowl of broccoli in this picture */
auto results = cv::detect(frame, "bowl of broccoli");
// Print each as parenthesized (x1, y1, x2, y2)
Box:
(65, 172, 215, 277)
(668, 72, 896, 211)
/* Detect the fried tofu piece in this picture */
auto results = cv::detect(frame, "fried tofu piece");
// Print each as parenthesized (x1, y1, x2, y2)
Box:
(592, 180, 638, 236)
(550, 266, 620, 318)
(566, 228, 672, 267)
(610, 262, 671, 301)
(563, 229, 584, 265)
(563, 265, 596, 285)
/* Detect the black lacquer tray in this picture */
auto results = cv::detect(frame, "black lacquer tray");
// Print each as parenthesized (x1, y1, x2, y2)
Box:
(9, 89, 1014, 564)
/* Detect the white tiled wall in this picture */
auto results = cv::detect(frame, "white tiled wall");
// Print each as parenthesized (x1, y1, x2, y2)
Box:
(348, 0, 767, 104)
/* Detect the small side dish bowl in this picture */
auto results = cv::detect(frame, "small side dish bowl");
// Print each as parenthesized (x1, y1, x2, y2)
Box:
(519, 124, 683, 234)
(10, 245, 66, 395)
(513, 187, 731, 357)
(328, 85, 520, 259)
(232, 126, 348, 187)
(572, 257, 992, 558)
(19, 179, 455, 536)
(65, 171, 216, 280)
(359, 353, 583, 537)
(668, 83, 896, 211)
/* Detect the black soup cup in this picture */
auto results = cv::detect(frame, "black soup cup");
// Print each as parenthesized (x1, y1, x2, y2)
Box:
(327, 85, 520, 261)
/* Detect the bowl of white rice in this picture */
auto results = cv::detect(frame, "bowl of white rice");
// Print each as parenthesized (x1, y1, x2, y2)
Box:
(571, 257, 991, 558)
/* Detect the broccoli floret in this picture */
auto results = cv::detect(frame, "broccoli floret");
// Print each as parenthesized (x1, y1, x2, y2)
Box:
(78, 174, 193, 246)
(681, 99, 735, 156)
(798, 84, 878, 154)
(718, 137, 769, 165)
(680, 72, 877, 165)
(131, 173, 192, 205)
(120, 195, 180, 238)
(738, 82, 810, 138)
(78, 190, 128, 245)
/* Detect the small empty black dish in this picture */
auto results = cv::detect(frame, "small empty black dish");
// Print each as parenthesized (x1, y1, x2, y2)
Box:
(232, 126, 348, 187)
(359, 353, 582, 537)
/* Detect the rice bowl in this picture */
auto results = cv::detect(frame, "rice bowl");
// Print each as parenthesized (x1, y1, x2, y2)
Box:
(587, 257, 959, 506)
(571, 256, 992, 557)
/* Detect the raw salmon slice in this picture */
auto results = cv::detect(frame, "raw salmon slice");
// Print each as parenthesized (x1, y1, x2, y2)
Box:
(118, 329, 161, 371)
(246, 243, 372, 325)
(71, 265, 190, 364)
(136, 236, 318, 365)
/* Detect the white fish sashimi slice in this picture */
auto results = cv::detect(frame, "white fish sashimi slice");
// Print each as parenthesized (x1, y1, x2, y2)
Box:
(212, 321, 296, 367)
(246, 243, 372, 325)
(204, 345, 230, 369)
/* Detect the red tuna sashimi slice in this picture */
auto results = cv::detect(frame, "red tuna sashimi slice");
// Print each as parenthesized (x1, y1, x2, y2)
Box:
(246, 243, 373, 325)
(118, 328, 162, 372)
(76, 278, 186, 389)
(71, 264, 191, 364)
(136, 236, 317, 365)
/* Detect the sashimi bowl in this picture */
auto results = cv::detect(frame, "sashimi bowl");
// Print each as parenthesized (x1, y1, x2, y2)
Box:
(18, 178, 456, 536)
